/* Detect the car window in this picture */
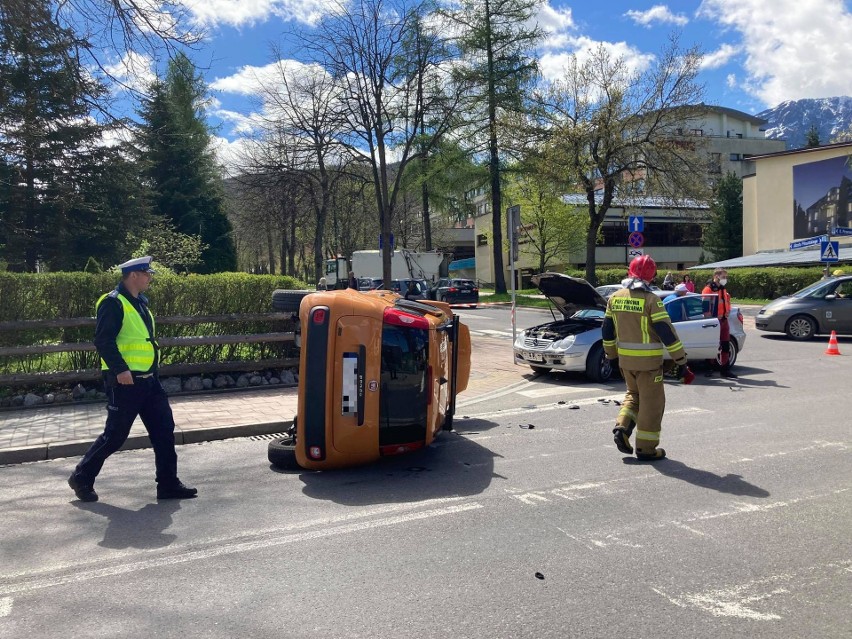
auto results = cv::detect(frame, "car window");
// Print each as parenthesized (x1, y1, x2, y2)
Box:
(665, 296, 706, 323)
(833, 282, 851, 298)
(380, 324, 429, 433)
(791, 280, 836, 299)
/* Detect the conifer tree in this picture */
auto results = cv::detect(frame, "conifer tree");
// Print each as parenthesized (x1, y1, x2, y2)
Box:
(702, 172, 743, 262)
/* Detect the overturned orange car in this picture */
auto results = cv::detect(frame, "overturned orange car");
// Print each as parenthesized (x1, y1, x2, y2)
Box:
(268, 288, 471, 470)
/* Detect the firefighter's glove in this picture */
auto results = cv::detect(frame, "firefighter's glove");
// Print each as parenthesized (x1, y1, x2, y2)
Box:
(676, 363, 695, 385)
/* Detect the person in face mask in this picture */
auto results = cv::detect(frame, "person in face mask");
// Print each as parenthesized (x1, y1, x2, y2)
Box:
(702, 268, 736, 378)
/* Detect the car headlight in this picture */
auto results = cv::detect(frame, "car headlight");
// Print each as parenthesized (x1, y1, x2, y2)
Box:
(552, 335, 576, 350)
(758, 308, 776, 318)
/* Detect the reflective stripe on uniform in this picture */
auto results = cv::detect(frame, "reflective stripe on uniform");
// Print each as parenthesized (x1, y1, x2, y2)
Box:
(618, 407, 638, 422)
(97, 293, 156, 372)
(635, 429, 660, 441)
(618, 346, 664, 357)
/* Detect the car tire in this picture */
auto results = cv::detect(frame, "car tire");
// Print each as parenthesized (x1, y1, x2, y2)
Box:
(717, 338, 739, 367)
(272, 290, 311, 313)
(785, 314, 817, 340)
(530, 365, 552, 374)
(268, 434, 301, 469)
(586, 342, 614, 383)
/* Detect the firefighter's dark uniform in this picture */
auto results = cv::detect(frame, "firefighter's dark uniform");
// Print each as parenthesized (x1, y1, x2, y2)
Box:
(71, 282, 179, 488)
(602, 284, 687, 458)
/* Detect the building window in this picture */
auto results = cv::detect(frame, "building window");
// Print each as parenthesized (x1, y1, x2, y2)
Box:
(690, 128, 703, 136)
(476, 234, 488, 246)
(729, 153, 741, 161)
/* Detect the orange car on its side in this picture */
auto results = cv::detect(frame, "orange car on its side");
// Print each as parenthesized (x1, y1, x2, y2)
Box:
(268, 288, 471, 470)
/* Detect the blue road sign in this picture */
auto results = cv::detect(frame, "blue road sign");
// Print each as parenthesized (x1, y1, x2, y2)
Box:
(379, 233, 395, 250)
(820, 240, 840, 262)
(789, 236, 825, 250)
(628, 215, 644, 232)
(628, 231, 644, 248)
(832, 227, 852, 237)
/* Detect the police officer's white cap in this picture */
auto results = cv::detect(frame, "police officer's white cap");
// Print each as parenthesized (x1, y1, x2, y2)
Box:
(118, 256, 156, 274)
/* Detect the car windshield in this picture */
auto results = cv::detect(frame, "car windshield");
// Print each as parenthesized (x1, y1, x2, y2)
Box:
(571, 309, 605, 319)
(790, 280, 837, 299)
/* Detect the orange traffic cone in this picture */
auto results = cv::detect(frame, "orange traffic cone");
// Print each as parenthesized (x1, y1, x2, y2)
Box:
(825, 330, 841, 356)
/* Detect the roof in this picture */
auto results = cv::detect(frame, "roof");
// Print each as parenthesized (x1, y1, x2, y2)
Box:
(698, 104, 769, 127)
(690, 247, 852, 269)
(449, 257, 475, 271)
(746, 140, 852, 162)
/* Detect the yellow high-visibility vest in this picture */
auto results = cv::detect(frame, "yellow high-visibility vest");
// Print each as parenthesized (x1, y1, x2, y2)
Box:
(96, 293, 156, 371)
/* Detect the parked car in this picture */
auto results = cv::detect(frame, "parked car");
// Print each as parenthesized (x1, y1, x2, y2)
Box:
(430, 278, 479, 306)
(513, 273, 746, 382)
(387, 278, 430, 300)
(357, 277, 383, 291)
(267, 288, 471, 470)
(594, 284, 623, 300)
(755, 275, 852, 339)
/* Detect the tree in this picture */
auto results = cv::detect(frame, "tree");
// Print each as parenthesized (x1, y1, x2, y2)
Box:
(538, 37, 706, 285)
(304, 0, 465, 285)
(0, 0, 137, 271)
(128, 215, 206, 273)
(805, 124, 821, 148)
(504, 169, 586, 273)
(702, 172, 743, 262)
(444, 0, 543, 293)
(138, 53, 236, 273)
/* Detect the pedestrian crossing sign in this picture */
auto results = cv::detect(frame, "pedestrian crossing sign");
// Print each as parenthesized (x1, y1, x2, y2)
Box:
(820, 240, 839, 262)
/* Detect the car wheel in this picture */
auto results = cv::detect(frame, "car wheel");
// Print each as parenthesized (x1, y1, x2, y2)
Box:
(530, 365, 552, 374)
(717, 338, 739, 367)
(268, 428, 301, 469)
(586, 343, 614, 383)
(272, 289, 311, 313)
(785, 314, 817, 340)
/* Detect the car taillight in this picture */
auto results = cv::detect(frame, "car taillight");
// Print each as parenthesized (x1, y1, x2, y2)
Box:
(383, 307, 430, 329)
(737, 309, 743, 325)
(472, 287, 478, 292)
(312, 308, 327, 324)
(309, 446, 322, 459)
(448, 287, 458, 293)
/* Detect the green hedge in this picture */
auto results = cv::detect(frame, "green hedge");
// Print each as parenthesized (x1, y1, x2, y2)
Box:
(567, 266, 831, 300)
(0, 272, 308, 376)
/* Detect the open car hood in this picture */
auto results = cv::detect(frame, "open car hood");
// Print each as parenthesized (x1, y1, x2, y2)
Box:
(531, 272, 608, 316)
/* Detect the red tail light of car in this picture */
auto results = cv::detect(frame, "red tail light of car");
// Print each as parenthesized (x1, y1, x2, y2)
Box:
(383, 307, 430, 330)
(737, 309, 743, 325)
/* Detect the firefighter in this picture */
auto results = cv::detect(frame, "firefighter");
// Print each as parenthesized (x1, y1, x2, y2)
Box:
(602, 255, 689, 460)
(68, 256, 197, 502)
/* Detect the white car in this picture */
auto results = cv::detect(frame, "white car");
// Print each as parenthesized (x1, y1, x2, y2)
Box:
(514, 273, 747, 382)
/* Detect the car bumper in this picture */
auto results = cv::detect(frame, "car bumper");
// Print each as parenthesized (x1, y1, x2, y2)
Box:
(445, 294, 478, 305)
(513, 346, 588, 371)
(754, 315, 787, 333)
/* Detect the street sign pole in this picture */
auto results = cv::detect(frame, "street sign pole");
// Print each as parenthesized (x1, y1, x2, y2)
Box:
(507, 205, 520, 346)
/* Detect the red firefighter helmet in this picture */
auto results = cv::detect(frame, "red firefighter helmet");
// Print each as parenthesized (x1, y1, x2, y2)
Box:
(627, 254, 657, 282)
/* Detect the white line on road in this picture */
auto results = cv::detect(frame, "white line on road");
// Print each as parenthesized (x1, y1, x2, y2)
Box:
(456, 379, 538, 408)
(0, 502, 483, 597)
(0, 597, 11, 618)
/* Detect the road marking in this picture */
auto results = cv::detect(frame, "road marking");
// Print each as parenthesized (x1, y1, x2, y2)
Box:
(517, 386, 598, 398)
(456, 379, 537, 408)
(462, 394, 623, 418)
(652, 561, 852, 621)
(0, 597, 11, 618)
(0, 502, 483, 596)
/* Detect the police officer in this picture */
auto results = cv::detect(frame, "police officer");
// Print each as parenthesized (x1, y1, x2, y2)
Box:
(68, 256, 197, 502)
(602, 255, 689, 460)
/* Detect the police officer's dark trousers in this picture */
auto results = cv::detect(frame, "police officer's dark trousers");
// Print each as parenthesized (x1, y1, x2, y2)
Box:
(75, 375, 178, 486)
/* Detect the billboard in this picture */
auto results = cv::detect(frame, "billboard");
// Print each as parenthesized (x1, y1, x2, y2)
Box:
(792, 155, 852, 239)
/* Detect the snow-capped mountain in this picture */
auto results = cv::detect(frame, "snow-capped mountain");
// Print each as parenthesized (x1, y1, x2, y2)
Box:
(757, 97, 852, 149)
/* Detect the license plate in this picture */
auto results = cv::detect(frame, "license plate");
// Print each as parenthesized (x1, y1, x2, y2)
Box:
(526, 351, 545, 362)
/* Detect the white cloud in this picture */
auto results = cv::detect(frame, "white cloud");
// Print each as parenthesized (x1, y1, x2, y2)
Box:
(700, 43, 739, 70)
(624, 4, 689, 28)
(182, 0, 328, 28)
(535, 4, 576, 49)
(726, 73, 737, 88)
(103, 52, 156, 93)
(211, 62, 284, 96)
(699, 0, 852, 105)
(539, 36, 656, 82)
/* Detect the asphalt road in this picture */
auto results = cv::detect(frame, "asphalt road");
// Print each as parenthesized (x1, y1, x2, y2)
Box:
(0, 312, 849, 638)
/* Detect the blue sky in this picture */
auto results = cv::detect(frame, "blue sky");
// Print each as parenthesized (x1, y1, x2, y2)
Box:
(102, 1, 852, 165)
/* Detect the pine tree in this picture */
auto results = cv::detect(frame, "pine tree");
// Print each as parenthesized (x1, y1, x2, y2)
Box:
(138, 53, 236, 273)
(444, 0, 543, 294)
(702, 172, 743, 262)
(805, 124, 821, 148)
(0, 0, 133, 271)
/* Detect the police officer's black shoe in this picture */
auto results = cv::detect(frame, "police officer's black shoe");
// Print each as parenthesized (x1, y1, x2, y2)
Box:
(68, 473, 98, 502)
(157, 480, 198, 500)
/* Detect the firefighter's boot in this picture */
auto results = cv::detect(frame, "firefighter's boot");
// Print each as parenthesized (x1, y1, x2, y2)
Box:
(612, 421, 636, 455)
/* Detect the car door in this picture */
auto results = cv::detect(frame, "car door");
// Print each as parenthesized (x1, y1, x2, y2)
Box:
(434, 278, 449, 301)
(824, 280, 852, 331)
(664, 295, 720, 359)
